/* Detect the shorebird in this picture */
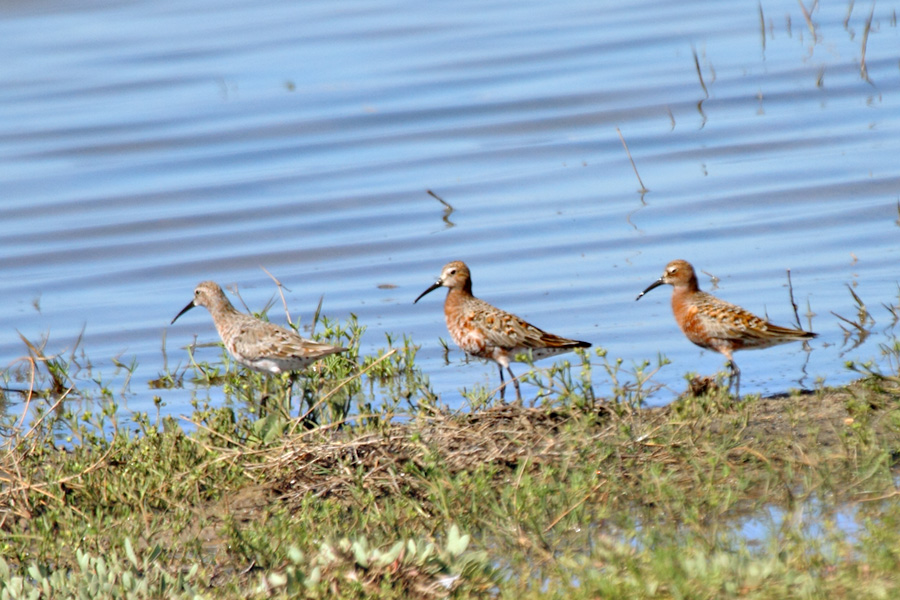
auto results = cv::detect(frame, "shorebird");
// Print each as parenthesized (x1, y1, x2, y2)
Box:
(414, 261, 591, 402)
(636, 259, 816, 398)
(171, 281, 346, 400)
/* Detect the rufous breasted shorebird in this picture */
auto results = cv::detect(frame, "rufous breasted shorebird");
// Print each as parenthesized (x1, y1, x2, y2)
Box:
(636, 259, 816, 398)
(415, 261, 591, 402)
(171, 281, 346, 401)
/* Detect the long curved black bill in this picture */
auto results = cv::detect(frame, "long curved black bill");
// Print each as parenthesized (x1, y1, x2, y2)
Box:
(635, 278, 664, 301)
(414, 280, 442, 304)
(171, 300, 196, 324)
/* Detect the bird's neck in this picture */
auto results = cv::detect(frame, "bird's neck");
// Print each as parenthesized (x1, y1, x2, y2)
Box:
(208, 297, 242, 331)
(671, 277, 700, 311)
(444, 286, 471, 316)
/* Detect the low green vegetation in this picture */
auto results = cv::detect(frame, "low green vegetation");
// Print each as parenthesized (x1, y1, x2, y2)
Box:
(2, 314, 900, 598)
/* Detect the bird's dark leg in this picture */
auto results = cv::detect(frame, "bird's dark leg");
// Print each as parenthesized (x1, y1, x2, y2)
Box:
(728, 360, 741, 400)
(286, 374, 295, 415)
(259, 376, 270, 416)
(507, 366, 522, 404)
(498, 365, 507, 401)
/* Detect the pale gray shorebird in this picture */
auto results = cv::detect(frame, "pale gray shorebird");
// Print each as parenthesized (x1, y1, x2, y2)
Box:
(171, 281, 346, 402)
(415, 261, 591, 402)
(636, 259, 816, 398)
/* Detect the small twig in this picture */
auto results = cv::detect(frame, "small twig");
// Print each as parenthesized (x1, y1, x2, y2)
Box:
(311, 296, 324, 336)
(17, 331, 68, 393)
(261, 266, 293, 325)
(427, 189, 451, 211)
(858, 489, 900, 503)
(729, 445, 772, 465)
(159, 326, 171, 380)
(844, 0, 856, 28)
(701, 269, 720, 290)
(22, 386, 73, 441)
(544, 481, 607, 533)
(860, 2, 875, 82)
(292, 349, 399, 434)
(786, 269, 803, 329)
(797, 0, 818, 42)
(179, 416, 254, 452)
(5, 356, 38, 433)
(231, 284, 252, 315)
(846, 284, 872, 325)
(758, 2, 767, 52)
(830, 311, 866, 332)
(427, 190, 455, 227)
(616, 127, 648, 193)
(692, 46, 709, 99)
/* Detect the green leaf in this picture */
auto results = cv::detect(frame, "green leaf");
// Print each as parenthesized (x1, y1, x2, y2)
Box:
(446, 524, 470, 556)
(125, 538, 139, 569)
(375, 542, 404, 567)
(352, 539, 370, 568)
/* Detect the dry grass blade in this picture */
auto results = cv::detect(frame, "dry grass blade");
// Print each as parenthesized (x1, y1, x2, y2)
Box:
(292, 348, 399, 433)
(831, 287, 873, 350)
(831, 311, 866, 332)
(881, 285, 900, 327)
(261, 265, 293, 325)
(427, 189, 455, 228)
(273, 403, 602, 507)
(797, 0, 818, 42)
(860, 2, 876, 82)
(17, 332, 44, 359)
(786, 269, 803, 329)
(847, 284, 872, 325)
(17, 331, 68, 394)
(616, 127, 648, 193)
(758, 2, 767, 52)
(858, 489, 900, 503)
(311, 295, 324, 336)
(544, 480, 606, 533)
(3, 356, 38, 432)
(22, 385, 73, 441)
(692, 46, 709, 98)
(844, 0, 856, 28)
(179, 414, 254, 452)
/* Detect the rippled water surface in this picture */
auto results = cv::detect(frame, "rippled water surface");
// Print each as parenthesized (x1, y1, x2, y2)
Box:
(3, 0, 900, 418)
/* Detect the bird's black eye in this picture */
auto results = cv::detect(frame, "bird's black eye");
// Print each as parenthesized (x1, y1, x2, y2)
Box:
(448, 269, 456, 275)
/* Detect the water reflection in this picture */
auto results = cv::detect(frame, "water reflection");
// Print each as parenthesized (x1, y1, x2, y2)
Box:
(0, 0, 899, 417)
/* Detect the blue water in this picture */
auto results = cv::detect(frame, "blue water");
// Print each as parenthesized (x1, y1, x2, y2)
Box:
(2, 0, 900, 416)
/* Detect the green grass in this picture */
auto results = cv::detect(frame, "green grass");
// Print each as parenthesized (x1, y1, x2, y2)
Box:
(2, 322, 900, 598)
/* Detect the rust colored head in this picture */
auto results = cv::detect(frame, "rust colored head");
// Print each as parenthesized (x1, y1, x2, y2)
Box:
(636, 259, 699, 300)
(414, 260, 472, 303)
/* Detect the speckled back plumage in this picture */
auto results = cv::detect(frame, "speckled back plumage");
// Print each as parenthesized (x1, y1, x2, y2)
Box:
(415, 261, 590, 370)
(172, 281, 346, 374)
(445, 290, 589, 366)
(674, 288, 814, 354)
(636, 259, 816, 397)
